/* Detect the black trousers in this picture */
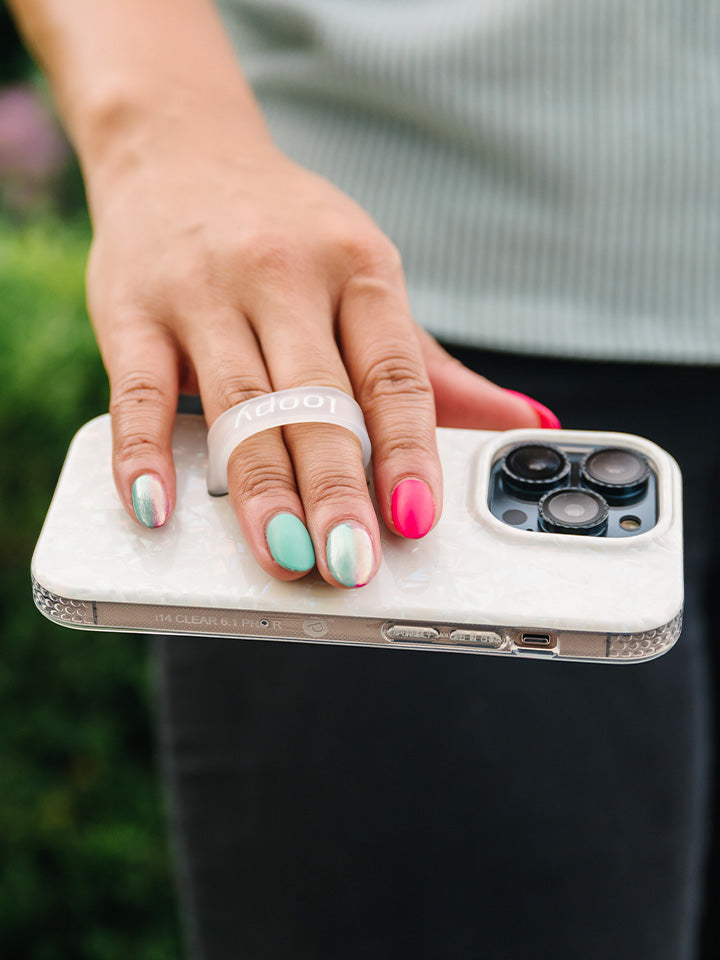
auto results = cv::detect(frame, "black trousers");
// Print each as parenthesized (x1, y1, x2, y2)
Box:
(154, 348, 720, 959)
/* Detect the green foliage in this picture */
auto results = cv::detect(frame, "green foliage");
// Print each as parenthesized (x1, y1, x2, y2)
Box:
(0, 216, 183, 959)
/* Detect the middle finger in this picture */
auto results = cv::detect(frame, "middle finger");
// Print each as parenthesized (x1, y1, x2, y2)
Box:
(252, 295, 381, 588)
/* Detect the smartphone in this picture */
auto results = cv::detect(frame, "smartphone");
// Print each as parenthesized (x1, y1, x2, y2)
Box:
(31, 414, 683, 663)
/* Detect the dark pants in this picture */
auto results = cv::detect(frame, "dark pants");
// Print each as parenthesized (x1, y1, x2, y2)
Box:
(154, 349, 720, 959)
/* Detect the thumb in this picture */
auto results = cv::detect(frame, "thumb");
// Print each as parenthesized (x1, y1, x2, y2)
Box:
(416, 327, 561, 430)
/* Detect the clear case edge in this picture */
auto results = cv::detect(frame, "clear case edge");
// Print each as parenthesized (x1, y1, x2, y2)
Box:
(32, 576, 682, 664)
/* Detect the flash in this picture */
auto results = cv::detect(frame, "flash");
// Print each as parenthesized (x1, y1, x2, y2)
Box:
(620, 516, 642, 531)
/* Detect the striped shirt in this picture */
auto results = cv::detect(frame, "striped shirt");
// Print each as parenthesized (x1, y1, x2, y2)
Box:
(218, 0, 720, 363)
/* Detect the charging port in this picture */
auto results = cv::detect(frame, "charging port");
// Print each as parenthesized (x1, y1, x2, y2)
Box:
(518, 632, 556, 649)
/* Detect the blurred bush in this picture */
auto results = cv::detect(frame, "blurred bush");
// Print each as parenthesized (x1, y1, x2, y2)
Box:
(0, 82, 75, 217)
(0, 215, 183, 960)
(1, 7, 85, 218)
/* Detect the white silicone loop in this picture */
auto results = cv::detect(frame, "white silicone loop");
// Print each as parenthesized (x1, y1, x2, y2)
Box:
(206, 386, 372, 495)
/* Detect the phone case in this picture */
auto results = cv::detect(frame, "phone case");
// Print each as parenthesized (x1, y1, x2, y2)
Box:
(31, 414, 683, 663)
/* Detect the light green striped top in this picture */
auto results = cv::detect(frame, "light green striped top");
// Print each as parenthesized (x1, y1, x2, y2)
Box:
(218, 0, 720, 364)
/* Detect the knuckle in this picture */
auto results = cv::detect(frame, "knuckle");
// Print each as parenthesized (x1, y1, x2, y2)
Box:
(357, 356, 433, 408)
(231, 461, 297, 506)
(111, 375, 172, 464)
(373, 428, 437, 470)
(111, 373, 174, 414)
(301, 470, 368, 510)
(379, 432, 428, 457)
(240, 232, 302, 282)
(214, 373, 269, 412)
(336, 231, 403, 278)
(115, 433, 164, 464)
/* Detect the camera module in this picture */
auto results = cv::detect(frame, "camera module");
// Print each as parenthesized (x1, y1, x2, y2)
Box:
(489, 440, 656, 538)
(501, 443, 570, 496)
(538, 487, 608, 536)
(581, 447, 649, 502)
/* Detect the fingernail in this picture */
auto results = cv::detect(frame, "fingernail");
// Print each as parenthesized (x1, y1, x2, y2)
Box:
(326, 522, 375, 587)
(505, 389, 562, 429)
(391, 478, 434, 539)
(266, 513, 316, 572)
(131, 474, 170, 528)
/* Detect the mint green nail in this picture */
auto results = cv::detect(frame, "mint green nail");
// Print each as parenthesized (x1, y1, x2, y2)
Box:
(266, 513, 315, 572)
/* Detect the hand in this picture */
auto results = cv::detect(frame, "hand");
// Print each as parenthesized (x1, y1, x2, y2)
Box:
(86, 124, 546, 587)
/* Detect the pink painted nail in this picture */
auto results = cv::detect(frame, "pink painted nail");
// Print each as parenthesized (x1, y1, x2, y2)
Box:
(505, 390, 561, 429)
(391, 478, 435, 539)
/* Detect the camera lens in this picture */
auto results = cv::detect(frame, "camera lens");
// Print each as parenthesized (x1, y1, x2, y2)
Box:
(581, 447, 650, 501)
(538, 487, 609, 536)
(501, 444, 570, 495)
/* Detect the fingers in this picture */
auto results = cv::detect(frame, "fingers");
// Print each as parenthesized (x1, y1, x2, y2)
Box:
(86, 138, 561, 592)
(104, 296, 556, 595)
(255, 296, 380, 587)
(186, 312, 317, 582)
(338, 278, 563, 541)
(105, 253, 556, 588)
(417, 327, 561, 429)
(186, 305, 379, 587)
(337, 269, 441, 539)
(106, 319, 179, 528)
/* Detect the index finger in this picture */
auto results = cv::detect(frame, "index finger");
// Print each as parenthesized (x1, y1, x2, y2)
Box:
(338, 268, 440, 540)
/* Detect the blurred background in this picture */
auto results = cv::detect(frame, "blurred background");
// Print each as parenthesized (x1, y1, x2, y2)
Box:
(0, 7, 183, 958)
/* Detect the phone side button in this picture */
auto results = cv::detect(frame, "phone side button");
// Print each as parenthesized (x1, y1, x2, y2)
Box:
(449, 629, 503, 648)
(384, 624, 440, 642)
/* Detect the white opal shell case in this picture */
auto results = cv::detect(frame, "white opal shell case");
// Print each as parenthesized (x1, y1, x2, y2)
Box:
(32, 415, 683, 663)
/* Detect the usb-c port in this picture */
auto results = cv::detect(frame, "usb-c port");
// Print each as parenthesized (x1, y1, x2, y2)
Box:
(518, 632, 555, 649)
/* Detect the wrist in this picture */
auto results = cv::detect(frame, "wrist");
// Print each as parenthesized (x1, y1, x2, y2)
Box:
(76, 79, 274, 211)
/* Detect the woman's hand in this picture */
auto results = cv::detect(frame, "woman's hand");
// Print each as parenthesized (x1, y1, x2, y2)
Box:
(86, 123, 547, 587)
(9, 0, 552, 587)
